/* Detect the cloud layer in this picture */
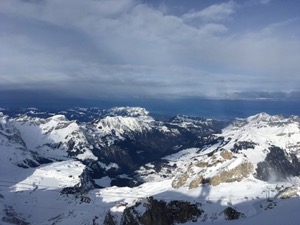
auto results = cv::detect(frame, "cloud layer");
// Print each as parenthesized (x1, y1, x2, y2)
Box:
(0, 0, 299, 102)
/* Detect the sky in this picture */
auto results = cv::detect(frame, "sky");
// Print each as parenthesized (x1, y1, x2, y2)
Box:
(0, 0, 300, 110)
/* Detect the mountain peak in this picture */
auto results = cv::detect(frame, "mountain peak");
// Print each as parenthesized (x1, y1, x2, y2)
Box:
(239, 112, 288, 126)
(104, 107, 149, 117)
(170, 114, 207, 123)
(50, 115, 67, 121)
(247, 112, 272, 122)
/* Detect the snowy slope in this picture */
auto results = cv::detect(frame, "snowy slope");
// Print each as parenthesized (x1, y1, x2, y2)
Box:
(1, 163, 300, 225)
(221, 113, 300, 149)
(89, 115, 155, 146)
(0, 113, 97, 166)
(0, 160, 86, 225)
(138, 113, 300, 184)
(132, 113, 300, 224)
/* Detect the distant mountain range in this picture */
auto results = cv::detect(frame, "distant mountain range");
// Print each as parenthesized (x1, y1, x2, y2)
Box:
(0, 107, 299, 225)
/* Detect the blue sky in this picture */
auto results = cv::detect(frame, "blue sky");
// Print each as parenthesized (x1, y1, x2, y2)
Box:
(0, 0, 300, 107)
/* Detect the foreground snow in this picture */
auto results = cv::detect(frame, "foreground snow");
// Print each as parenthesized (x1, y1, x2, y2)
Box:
(1, 160, 299, 225)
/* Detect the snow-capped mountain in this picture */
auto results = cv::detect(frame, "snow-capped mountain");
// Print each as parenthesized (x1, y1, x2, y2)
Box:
(138, 112, 300, 184)
(0, 107, 225, 183)
(0, 108, 300, 225)
(81, 107, 225, 181)
(0, 112, 96, 167)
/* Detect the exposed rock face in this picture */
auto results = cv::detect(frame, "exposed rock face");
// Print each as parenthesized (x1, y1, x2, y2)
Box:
(119, 197, 203, 225)
(232, 141, 257, 152)
(172, 171, 190, 189)
(209, 161, 253, 186)
(256, 146, 300, 181)
(172, 150, 253, 188)
(189, 176, 204, 189)
(61, 168, 96, 195)
(220, 150, 233, 160)
(223, 207, 245, 220)
(103, 211, 118, 225)
(276, 186, 300, 199)
(79, 168, 96, 193)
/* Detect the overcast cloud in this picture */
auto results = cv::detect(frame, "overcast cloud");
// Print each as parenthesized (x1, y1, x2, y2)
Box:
(0, 0, 300, 104)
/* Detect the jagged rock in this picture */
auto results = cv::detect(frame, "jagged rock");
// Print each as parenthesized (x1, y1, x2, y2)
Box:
(220, 150, 233, 160)
(120, 197, 203, 225)
(172, 171, 190, 188)
(209, 154, 225, 167)
(232, 141, 257, 152)
(61, 168, 95, 196)
(173, 155, 253, 188)
(195, 161, 208, 168)
(60, 186, 81, 196)
(291, 154, 300, 173)
(209, 161, 253, 186)
(121, 207, 140, 225)
(223, 207, 245, 220)
(79, 168, 96, 193)
(189, 176, 204, 189)
(276, 186, 300, 199)
(256, 161, 273, 181)
(172, 164, 195, 188)
(103, 211, 118, 225)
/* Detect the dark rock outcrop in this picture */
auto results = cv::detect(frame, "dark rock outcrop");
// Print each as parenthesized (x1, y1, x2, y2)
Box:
(232, 141, 257, 152)
(117, 197, 203, 225)
(61, 168, 96, 195)
(79, 168, 96, 193)
(2, 206, 30, 225)
(223, 207, 245, 220)
(256, 146, 300, 181)
(103, 211, 118, 225)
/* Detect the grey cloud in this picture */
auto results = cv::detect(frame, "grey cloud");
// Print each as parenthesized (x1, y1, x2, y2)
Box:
(0, 0, 299, 101)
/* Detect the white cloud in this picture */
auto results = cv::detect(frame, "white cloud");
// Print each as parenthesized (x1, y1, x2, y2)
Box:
(244, 0, 272, 6)
(182, 1, 237, 22)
